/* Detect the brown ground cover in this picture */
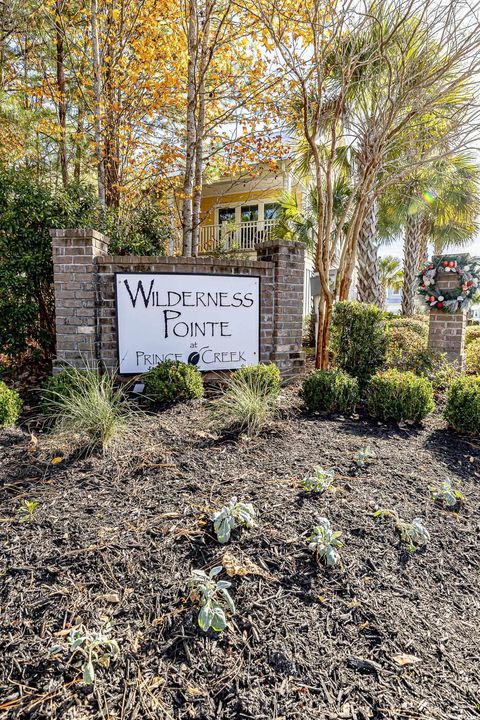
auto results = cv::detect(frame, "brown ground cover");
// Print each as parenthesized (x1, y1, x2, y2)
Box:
(0, 387, 479, 719)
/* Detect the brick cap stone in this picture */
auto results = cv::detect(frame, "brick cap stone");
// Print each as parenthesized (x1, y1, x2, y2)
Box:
(50, 228, 109, 242)
(256, 239, 305, 251)
(98, 255, 274, 270)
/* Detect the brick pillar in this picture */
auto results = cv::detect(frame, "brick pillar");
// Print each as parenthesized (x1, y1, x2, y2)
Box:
(428, 255, 467, 368)
(257, 240, 306, 380)
(50, 229, 109, 371)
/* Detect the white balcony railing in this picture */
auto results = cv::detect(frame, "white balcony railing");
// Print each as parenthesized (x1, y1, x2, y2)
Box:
(198, 219, 275, 254)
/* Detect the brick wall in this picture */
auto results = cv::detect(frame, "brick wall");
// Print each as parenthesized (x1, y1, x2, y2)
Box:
(428, 258, 467, 368)
(50, 229, 305, 379)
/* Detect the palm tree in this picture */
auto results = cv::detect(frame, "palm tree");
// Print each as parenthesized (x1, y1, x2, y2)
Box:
(376, 154, 479, 315)
(378, 256, 403, 310)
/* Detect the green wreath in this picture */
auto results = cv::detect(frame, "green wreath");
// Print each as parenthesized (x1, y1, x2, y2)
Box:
(417, 254, 480, 312)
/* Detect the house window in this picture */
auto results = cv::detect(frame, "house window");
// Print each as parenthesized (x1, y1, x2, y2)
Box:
(264, 202, 280, 220)
(218, 207, 236, 225)
(240, 205, 258, 222)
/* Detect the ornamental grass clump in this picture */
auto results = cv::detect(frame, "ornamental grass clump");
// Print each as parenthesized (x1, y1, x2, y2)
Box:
(143, 360, 204, 405)
(189, 566, 235, 632)
(367, 369, 434, 423)
(301, 369, 359, 413)
(0, 381, 22, 428)
(234, 363, 282, 396)
(48, 368, 137, 453)
(444, 375, 480, 436)
(211, 496, 255, 543)
(308, 517, 344, 566)
(211, 371, 278, 436)
(41, 368, 96, 416)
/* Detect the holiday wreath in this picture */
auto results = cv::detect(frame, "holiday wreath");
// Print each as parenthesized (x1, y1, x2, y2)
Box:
(418, 254, 480, 312)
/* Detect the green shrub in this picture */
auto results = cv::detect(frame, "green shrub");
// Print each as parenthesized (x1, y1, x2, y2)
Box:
(465, 326, 480, 346)
(301, 369, 359, 413)
(330, 301, 387, 388)
(367, 369, 434, 423)
(387, 317, 428, 339)
(143, 360, 204, 404)
(466, 339, 480, 375)
(211, 373, 278, 436)
(49, 368, 136, 452)
(0, 381, 23, 427)
(445, 375, 480, 436)
(42, 368, 97, 416)
(385, 327, 427, 372)
(234, 363, 282, 396)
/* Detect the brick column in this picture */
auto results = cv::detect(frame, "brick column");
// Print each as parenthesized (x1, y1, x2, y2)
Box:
(257, 240, 305, 380)
(50, 229, 109, 371)
(428, 255, 468, 368)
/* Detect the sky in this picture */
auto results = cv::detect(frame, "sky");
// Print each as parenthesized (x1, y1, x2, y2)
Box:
(379, 237, 480, 261)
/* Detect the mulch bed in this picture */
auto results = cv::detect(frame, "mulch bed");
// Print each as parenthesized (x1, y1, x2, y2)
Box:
(1, 387, 479, 720)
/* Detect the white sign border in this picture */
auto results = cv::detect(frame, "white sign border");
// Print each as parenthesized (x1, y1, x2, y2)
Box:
(114, 271, 262, 374)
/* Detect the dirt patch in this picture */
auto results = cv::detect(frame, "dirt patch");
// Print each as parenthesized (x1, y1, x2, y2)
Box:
(1, 388, 479, 719)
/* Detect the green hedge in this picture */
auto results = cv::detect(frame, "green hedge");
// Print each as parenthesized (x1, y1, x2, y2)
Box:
(466, 339, 480, 375)
(465, 326, 480, 347)
(387, 316, 428, 339)
(330, 301, 387, 388)
(143, 360, 204, 404)
(367, 369, 434, 423)
(301, 369, 359, 413)
(0, 381, 23, 427)
(234, 363, 282, 396)
(445, 375, 480, 435)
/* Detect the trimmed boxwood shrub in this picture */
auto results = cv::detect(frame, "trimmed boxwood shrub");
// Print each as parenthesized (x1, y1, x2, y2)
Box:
(143, 360, 204, 404)
(234, 363, 282, 396)
(466, 339, 480, 375)
(301, 369, 359, 413)
(330, 301, 387, 388)
(387, 316, 428, 339)
(445, 375, 480, 436)
(42, 368, 98, 416)
(0, 381, 23, 427)
(465, 325, 480, 347)
(367, 369, 434, 423)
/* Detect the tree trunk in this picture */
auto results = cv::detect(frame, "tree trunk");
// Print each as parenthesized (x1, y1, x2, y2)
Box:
(181, 0, 198, 257)
(91, 0, 106, 216)
(416, 219, 429, 271)
(73, 105, 84, 184)
(401, 214, 421, 315)
(55, 0, 68, 187)
(191, 4, 212, 257)
(356, 197, 381, 305)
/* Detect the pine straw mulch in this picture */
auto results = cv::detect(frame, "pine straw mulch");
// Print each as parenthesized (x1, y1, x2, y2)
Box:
(0, 387, 480, 720)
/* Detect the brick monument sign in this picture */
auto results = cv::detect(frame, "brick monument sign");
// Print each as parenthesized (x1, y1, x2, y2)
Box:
(50, 229, 305, 380)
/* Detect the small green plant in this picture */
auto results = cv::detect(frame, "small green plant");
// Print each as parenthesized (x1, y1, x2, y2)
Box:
(48, 367, 137, 452)
(211, 372, 278, 436)
(234, 363, 282, 396)
(429, 479, 463, 508)
(373, 509, 430, 552)
(302, 467, 335, 493)
(211, 496, 255, 543)
(444, 375, 480, 436)
(189, 566, 235, 632)
(301, 369, 359, 413)
(354, 446, 376, 469)
(50, 625, 120, 685)
(142, 360, 204, 405)
(17, 499, 39, 522)
(367, 369, 435, 423)
(0, 381, 22, 428)
(308, 517, 344, 566)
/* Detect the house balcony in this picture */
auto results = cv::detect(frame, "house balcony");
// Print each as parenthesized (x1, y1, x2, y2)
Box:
(174, 219, 276, 255)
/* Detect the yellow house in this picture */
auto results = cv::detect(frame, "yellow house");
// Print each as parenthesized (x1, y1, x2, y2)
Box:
(172, 161, 314, 314)
(172, 161, 301, 255)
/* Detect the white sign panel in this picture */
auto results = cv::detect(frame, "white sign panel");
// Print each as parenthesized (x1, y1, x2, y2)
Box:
(115, 273, 260, 373)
